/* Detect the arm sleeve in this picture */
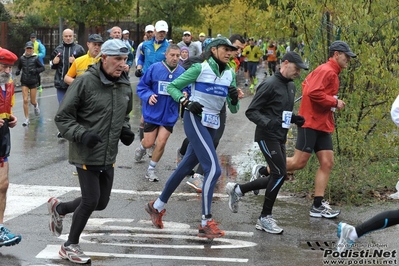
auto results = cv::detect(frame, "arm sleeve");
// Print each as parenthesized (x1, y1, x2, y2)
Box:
(66, 61, 78, 78)
(166, 63, 202, 102)
(245, 85, 273, 128)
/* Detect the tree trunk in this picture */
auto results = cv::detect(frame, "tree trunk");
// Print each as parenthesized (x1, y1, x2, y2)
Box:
(77, 22, 86, 46)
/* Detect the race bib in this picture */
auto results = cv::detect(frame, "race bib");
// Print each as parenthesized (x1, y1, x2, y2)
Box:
(282, 111, 292, 129)
(201, 113, 220, 129)
(158, 81, 170, 96)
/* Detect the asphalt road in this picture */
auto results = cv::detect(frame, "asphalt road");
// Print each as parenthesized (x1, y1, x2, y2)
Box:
(1, 68, 398, 266)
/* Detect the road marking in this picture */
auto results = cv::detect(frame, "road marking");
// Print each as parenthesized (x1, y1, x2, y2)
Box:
(37, 245, 249, 263)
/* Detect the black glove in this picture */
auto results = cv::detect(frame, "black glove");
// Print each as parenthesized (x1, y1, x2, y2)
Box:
(120, 127, 135, 146)
(228, 86, 239, 105)
(183, 101, 204, 115)
(15, 70, 20, 76)
(291, 115, 305, 127)
(81, 131, 103, 148)
(135, 69, 143, 77)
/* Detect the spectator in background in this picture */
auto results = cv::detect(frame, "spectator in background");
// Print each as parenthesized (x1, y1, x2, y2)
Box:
(179, 46, 189, 66)
(122, 30, 135, 54)
(50, 28, 86, 104)
(15, 41, 45, 126)
(30, 33, 46, 92)
(177, 31, 201, 57)
(197, 32, 206, 53)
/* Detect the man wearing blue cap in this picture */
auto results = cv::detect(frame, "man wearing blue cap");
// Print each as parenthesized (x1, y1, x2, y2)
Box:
(47, 39, 135, 264)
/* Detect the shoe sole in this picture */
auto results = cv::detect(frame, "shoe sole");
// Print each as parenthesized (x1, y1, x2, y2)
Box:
(59, 247, 91, 264)
(255, 224, 283, 234)
(48, 198, 62, 237)
(198, 230, 225, 239)
(145, 175, 159, 182)
(0, 236, 22, 247)
(144, 203, 163, 229)
(186, 181, 202, 193)
(309, 211, 340, 219)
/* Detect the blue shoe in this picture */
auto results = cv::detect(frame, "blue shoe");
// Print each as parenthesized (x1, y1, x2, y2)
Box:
(337, 222, 355, 252)
(0, 226, 22, 247)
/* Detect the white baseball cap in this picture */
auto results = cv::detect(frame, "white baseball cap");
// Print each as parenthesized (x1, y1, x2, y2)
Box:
(155, 20, 168, 32)
(183, 31, 191, 36)
(145, 25, 154, 33)
(122, 30, 129, 35)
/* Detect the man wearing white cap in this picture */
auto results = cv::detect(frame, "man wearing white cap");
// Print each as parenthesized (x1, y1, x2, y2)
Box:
(48, 39, 135, 264)
(177, 31, 201, 57)
(122, 29, 135, 53)
(134, 25, 154, 66)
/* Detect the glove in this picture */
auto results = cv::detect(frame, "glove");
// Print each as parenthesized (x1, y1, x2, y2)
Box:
(81, 131, 103, 148)
(135, 69, 143, 77)
(183, 101, 204, 115)
(15, 70, 20, 76)
(291, 115, 305, 127)
(120, 127, 135, 146)
(228, 86, 239, 105)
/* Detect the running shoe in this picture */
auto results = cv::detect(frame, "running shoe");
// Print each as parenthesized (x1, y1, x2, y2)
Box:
(310, 200, 340, 218)
(176, 148, 184, 168)
(145, 168, 159, 182)
(250, 164, 264, 195)
(59, 243, 91, 264)
(34, 103, 40, 116)
(225, 182, 240, 213)
(37, 85, 43, 92)
(198, 219, 225, 239)
(145, 201, 165, 229)
(249, 84, 255, 94)
(253, 77, 258, 85)
(186, 173, 204, 193)
(337, 222, 356, 253)
(134, 147, 146, 162)
(22, 118, 29, 127)
(48, 197, 64, 237)
(0, 226, 22, 247)
(255, 215, 283, 234)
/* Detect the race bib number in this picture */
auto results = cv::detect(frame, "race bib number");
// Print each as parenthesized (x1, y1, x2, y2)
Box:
(201, 113, 220, 129)
(158, 81, 170, 96)
(282, 111, 292, 129)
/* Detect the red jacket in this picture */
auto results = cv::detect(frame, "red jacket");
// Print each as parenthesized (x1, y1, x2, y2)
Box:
(0, 82, 15, 120)
(299, 58, 341, 133)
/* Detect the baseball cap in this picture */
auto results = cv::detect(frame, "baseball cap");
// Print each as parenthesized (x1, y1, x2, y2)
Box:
(199, 32, 206, 37)
(248, 37, 254, 41)
(282, 51, 308, 70)
(329, 41, 357, 58)
(88, 34, 104, 43)
(101, 39, 130, 56)
(205, 37, 238, 52)
(25, 41, 34, 48)
(183, 31, 191, 36)
(0, 48, 18, 66)
(30, 33, 36, 38)
(122, 30, 129, 35)
(145, 25, 155, 33)
(155, 20, 168, 32)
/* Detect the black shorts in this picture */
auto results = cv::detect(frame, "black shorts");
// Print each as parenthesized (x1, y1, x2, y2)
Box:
(295, 127, 333, 153)
(21, 83, 39, 89)
(144, 122, 173, 134)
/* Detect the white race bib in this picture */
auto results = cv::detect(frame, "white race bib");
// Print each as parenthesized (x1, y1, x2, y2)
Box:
(158, 81, 171, 96)
(201, 113, 220, 129)
(282, 111, 292, 129)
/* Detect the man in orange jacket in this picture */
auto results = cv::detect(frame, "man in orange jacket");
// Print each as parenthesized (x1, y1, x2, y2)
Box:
(286, 40, 356, 218)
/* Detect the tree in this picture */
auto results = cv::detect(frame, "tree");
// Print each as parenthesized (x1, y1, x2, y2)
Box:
(0, 2, 11, 22)
(13, 0, 135, 44)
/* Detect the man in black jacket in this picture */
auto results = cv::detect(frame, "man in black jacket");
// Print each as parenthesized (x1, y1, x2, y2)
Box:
(225, 52, 308, 234)
(50, 28, 85, 104)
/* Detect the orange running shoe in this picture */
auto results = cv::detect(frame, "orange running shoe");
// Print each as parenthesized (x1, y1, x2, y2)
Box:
(198, 219, 225, 238)
(145, 201, 165, 229)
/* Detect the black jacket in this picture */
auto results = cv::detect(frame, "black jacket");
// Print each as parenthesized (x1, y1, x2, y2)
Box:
(245, 71, 296, 143)
(17, 54, 45, 86)
(51, 42, 86, 90)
